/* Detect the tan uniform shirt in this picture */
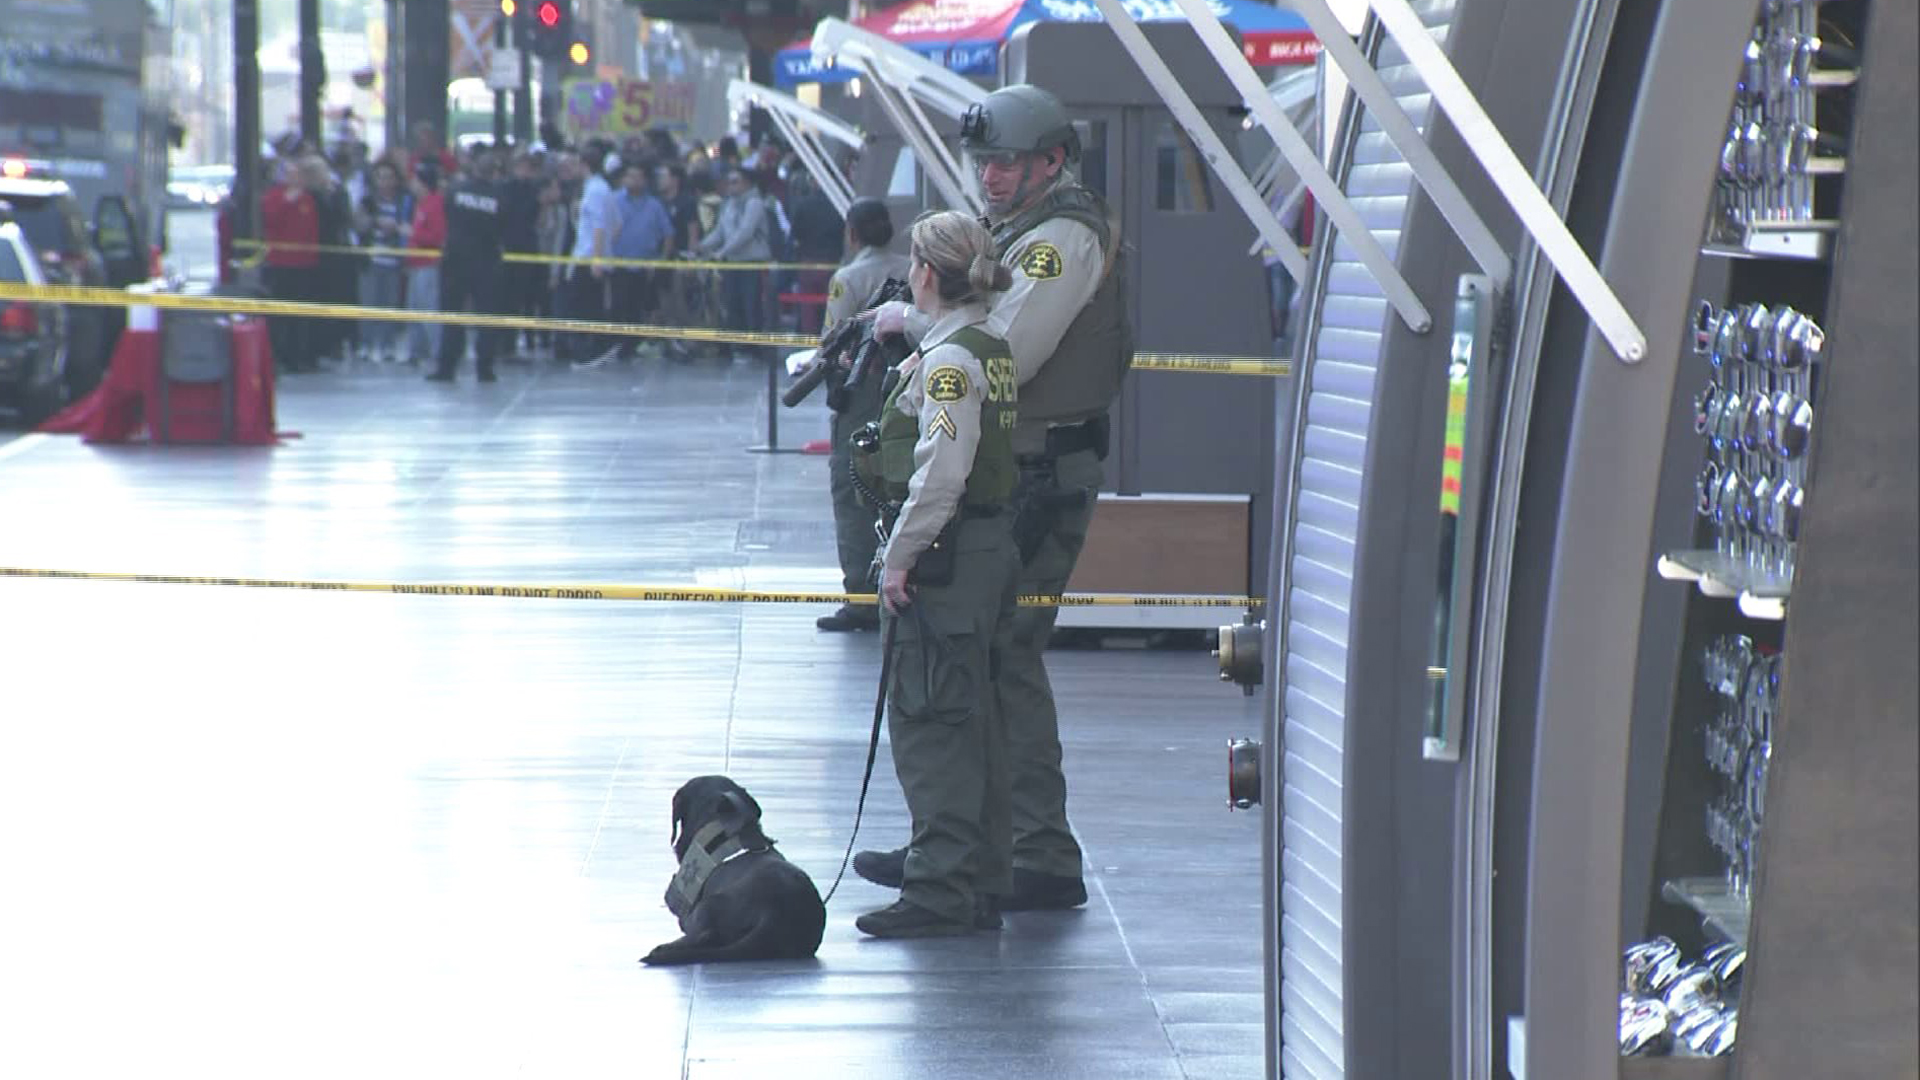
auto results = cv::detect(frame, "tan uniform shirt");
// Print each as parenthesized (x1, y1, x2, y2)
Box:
(880, 302, 996, 574)
(902, 214, 1104, 386)
(825, 245, 911, 333)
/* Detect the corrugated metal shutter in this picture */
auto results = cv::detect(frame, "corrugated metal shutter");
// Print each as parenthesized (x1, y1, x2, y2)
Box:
(1279, 4, 1457, 1077)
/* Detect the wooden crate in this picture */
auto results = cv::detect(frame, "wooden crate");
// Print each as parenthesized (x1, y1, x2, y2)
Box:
(1066, 493, 1252, 598)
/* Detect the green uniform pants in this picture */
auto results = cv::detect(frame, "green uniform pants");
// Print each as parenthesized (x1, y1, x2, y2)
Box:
(885, 514, 1020, 923)
(829, 374, 887, 595)
(1001, 446, 1103, 878)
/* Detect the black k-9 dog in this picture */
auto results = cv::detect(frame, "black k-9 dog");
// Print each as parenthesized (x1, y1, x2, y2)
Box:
(640, 775, 827, 966)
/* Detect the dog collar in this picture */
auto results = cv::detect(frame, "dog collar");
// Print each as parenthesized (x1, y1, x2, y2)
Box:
(666, 821, 758, 915)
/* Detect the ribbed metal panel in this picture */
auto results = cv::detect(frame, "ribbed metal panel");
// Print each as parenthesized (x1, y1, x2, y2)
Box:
(1278, 2, 1456, 1075)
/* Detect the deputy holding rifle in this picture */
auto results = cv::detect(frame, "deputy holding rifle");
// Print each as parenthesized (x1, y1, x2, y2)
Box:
(814, 199, 910, 633)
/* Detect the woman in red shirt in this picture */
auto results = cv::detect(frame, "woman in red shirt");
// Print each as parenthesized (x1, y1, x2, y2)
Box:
(261, 155, 325, 372)
(401, 161, 447, 364)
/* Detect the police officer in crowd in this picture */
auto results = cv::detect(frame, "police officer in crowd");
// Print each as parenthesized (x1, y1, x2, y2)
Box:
(428, 148, 509, 383)
(815, 198, 911, 634)
(859, 85, 1130, 913)
(500, 152, 547, 357)
(853, 210, 1019, 939)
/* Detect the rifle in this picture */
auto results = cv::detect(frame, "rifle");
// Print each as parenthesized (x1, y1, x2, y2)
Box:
(781, 277, 910, 409)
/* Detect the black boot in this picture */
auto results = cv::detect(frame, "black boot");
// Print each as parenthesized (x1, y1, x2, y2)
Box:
(425, 367, 455, 382)
(855, 899, 974, 939)
(816, 604, 879, 632)
(852, 846, 906, 889)
(1003, 868, 1088, 911)
(974, 894, 1003, 931)
(477, 365, 497, 383)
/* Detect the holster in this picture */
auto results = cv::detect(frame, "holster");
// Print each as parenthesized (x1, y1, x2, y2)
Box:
(1043, 414, 1111, 461)
(908, 516, 960, 588)
(1011, 462, 1090, 566)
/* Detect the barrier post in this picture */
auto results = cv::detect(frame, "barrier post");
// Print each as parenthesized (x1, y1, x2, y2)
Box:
(747, 348, 801, 454)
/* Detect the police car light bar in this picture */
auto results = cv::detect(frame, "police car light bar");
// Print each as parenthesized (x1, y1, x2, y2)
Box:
(0, 156, 106, 182)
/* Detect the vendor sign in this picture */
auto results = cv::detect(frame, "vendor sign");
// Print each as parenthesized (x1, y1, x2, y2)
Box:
(562, 77, 697, 137)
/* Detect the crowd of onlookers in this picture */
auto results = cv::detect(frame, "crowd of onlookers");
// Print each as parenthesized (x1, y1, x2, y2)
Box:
(229, 121, 848, 373)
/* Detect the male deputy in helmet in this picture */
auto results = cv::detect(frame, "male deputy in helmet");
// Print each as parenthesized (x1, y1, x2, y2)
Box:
(859, 84, 1130, 913)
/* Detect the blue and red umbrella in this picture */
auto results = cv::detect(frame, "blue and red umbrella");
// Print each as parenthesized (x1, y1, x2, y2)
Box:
(776, 0, 1319, 87)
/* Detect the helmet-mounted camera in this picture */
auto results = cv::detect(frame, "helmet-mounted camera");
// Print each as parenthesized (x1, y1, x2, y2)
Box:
(959, 103, 994, 148)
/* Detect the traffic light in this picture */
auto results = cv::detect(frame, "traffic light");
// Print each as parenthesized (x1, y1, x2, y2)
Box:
(528, 0, 571, 60)
(568, 41, 591, 66)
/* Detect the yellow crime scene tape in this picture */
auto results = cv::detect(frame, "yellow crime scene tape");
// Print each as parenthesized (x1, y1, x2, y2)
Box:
(233, 238, 842, 273)
(1131, 354, 1292, 377)
(0, 284, 1294, 376)
(0, 282, 819, 348)
(0, 286, 1281, 609)
(0, 567, 1264, 609)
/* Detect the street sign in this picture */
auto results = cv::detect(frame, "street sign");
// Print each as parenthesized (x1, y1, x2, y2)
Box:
(487, 47, 522, 90)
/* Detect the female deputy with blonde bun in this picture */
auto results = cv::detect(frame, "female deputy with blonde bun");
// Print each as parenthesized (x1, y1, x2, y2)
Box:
(853, 210, 1023, 939)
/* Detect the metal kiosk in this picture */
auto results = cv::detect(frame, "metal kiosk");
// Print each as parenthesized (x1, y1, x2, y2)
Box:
(1091, 0, 1916, 1076)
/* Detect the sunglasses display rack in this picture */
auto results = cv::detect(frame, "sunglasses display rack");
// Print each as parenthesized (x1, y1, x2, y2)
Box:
(1656, 0, 1858, 619)
(1702, 0, 1857, 261)
(1637, 635, 1779, 1061)
(1628, 0, 1877, 1067)
(1656, 299, 1822, 620)
(1619, 936, 1748, 1059)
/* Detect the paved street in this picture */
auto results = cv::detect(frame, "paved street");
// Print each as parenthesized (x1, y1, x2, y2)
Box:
(0, 358, 1266, 1080)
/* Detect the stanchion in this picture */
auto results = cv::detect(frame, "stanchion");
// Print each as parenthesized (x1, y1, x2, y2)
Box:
(746, 347, 803, 454)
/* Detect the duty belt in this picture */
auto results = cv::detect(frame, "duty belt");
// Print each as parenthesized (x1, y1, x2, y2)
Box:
(875, 501, 1002, 541)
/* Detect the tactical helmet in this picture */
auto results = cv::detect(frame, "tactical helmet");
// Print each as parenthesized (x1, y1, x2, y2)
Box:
(960, 85, 1080, 161)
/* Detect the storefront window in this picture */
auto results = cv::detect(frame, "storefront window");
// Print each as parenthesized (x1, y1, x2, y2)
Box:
(1153, 119, 1213, 213)
(888, 145, 917, 198)
(1079, 120, 1108, 197)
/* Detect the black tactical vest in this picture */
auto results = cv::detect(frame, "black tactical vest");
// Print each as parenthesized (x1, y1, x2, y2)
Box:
(877, 326, 1018, 507)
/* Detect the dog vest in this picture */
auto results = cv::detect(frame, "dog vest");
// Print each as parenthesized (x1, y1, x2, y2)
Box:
(665, 821, 762, 916)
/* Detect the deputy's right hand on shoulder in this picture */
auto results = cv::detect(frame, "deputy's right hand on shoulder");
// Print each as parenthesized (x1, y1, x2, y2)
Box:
(864, 300, 911, 338)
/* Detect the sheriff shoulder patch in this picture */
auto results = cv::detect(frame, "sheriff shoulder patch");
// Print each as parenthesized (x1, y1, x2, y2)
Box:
(926, 365, 971, 403)
(929, 407, 959, 440)
(828, 277, 845, 301)
(1019, 242, 1064, 280)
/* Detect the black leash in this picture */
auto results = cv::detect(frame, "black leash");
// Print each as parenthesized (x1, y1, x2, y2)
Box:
(822, 613, 897, 905)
